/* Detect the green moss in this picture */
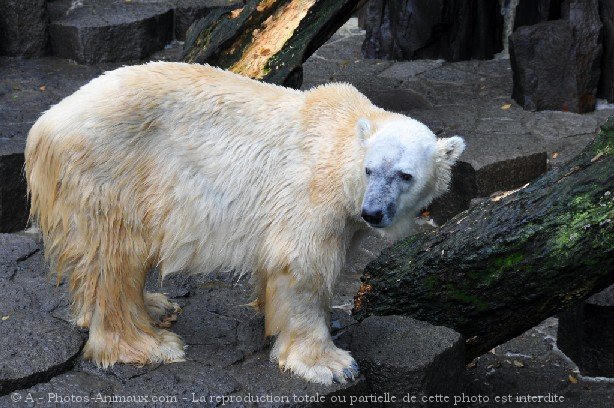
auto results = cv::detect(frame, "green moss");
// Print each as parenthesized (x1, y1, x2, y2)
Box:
(445, 284, 489, 311)
(492, 252, 524, 269)
(553, 191, 614, 252)
(424, 274, 438, 290)
(467, 252, 525, 286)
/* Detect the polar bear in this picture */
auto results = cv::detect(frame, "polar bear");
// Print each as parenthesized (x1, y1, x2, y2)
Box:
(25, 62, 464, 385)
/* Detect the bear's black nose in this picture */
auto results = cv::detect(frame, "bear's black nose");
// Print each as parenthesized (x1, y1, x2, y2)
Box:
(361, 209, 383, 225)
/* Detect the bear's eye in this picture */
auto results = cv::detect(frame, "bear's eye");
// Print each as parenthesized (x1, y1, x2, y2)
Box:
(365, 168, 372, 176)
(399, 172, 413, 181)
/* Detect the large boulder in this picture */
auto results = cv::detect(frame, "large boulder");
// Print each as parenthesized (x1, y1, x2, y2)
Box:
(510, 0, 602, 113)
(509, 20, 578, 112)
(598, 0, 614, 102)
(362, 0, 504, 62)
(558, 285, 614, 377)
(0, 0, 49, 57)
(561, 0, 603, 113)
(362, 0, 445, 60)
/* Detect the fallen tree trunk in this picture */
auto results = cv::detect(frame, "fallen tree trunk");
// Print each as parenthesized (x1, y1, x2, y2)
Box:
(182, 0, 366, 88)
(353, 116, 614, 361)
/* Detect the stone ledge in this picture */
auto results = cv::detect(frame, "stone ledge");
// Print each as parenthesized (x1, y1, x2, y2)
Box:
(48, 0, 174, 64)
(45, 0, 243, 64)
(349, 316, 465, 401)
(0, 311, 84, 396)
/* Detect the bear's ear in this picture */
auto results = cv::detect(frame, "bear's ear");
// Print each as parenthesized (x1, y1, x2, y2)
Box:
(356, 118, 371, 146)
(436, 136, 465, 165)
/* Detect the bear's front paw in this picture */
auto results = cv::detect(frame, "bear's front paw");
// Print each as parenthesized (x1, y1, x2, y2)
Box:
(277, 343, 360, 385)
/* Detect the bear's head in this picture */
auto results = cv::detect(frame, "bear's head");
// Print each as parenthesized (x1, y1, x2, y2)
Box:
(357, 117, 465, 237)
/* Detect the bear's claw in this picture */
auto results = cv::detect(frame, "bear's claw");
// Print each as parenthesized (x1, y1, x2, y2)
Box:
(333, 364, 360, 384)
(145, 292, 182, 328)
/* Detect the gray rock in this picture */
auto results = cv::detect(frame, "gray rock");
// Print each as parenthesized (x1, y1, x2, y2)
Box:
(362, 0, 504, 62)
(510, 1, 602, 113)
(562, 0, 603, 113)
(0, 311, 84, 395)
(360, 0, 393, 60)
(0, 279, 38, 314)
(598, 0, 614, 102)
(1, 250, 76, 361)
(0, 233, 38, 280)
(367, 87, 433, 112)
(364, 0, 444, 60)
(171, 284, 267, 368)
(587, 284, 614, 306)
(48, 0, 174, 64)
(0, 233, 74, 321)
(303, 58, 436, 113)
(0, 234, 37, 266)
(453, 126, 549, 216)
(510, 20, 578, 112)
(557, 285, 614, 377)
(349, 316, 465, 400)
(378, 60, 445, 80)
(0, 0, 49, 57)
(0, 141, 28, 233)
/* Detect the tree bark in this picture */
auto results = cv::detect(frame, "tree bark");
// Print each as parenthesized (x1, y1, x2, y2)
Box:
(353, 116, 614, 362)
(182, 0, 366, 88)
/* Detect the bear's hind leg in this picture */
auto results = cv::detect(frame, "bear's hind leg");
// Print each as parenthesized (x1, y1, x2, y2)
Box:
(144, 292, 182, 328)
(82, 230, 185, 367)
(265, 270, 359, 385)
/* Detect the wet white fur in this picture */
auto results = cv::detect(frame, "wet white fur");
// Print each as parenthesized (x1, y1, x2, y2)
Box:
(25, 61, 464, 385)
(363, 119, 465, 236)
